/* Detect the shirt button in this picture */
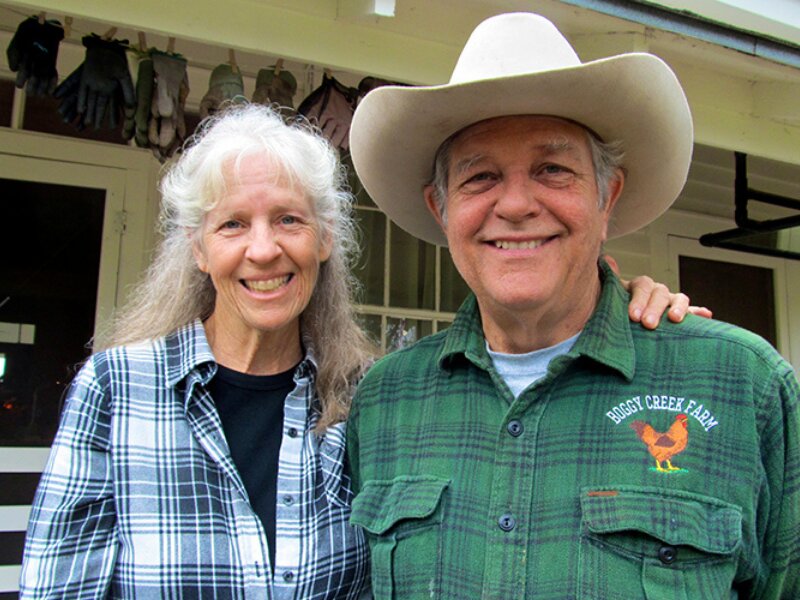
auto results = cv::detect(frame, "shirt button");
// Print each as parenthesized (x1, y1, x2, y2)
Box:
(507, 420, 523, 437)
(287, 427, 299, 438)
(282, 570, 294, 582)
(498, 513, 516, 532)
(282, 495, 294, 506)
(658, 545, 678, 564)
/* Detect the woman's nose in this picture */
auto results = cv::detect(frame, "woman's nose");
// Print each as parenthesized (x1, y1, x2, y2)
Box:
(245, 225, 282, 263)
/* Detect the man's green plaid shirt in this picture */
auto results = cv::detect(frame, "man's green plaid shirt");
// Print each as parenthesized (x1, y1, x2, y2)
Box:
(347, 266, 799, 599)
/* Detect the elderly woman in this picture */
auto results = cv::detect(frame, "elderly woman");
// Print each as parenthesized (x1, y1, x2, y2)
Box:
(21, 105, 375, 598)
(20, 104, 696, 598)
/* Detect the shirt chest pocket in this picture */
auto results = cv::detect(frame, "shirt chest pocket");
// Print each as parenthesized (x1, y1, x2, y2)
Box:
(578, 486, 742, 600)
(350, 476, 449, 600)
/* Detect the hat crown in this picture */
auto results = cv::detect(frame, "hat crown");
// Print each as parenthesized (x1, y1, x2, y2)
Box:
(450, 13, 581, 85)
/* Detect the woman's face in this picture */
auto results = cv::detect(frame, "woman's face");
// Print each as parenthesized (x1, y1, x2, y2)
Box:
(192, 153, 332, 343)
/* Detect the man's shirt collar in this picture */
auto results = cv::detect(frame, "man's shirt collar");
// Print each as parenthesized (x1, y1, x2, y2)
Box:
(437, 260, 636, 381)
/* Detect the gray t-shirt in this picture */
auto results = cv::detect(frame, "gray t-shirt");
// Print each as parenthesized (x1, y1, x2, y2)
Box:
(487, 333, 580, 399)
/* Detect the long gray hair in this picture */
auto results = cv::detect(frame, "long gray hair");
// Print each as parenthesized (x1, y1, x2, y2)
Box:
(98, 104, 376, 430)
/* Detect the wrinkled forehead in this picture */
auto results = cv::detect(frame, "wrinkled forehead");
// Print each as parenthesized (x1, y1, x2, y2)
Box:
(444, 115, 594, 172)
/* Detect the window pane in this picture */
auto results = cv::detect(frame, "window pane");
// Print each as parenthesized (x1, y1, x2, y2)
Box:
(389, 223, 436, 310)
(440, 247, 470, 312)
(357, 313, 382, 347)
(353, 209, 385, 305)
(386, 317, 433, 352)
(343, 155, 376, 209)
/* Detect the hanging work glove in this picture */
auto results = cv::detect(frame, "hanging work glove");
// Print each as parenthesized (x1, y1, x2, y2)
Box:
(6, 15, 64, 97)
(147, 52, 188, 153)
(126, 53, 154, 145)
(148, 57, 189, 161)
(54, 34, 136, 131)
(298, 74, 358, 153)
(252, 66, 297, 114)
(199, 63, 244, 119)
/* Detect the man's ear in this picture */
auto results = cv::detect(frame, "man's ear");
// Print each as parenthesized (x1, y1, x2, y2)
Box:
(423, 185, 446, 231)
(600, 170, 625, 241)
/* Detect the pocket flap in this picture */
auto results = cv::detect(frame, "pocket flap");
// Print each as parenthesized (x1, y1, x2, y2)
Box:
(580, 486, 741, 555)
(350, 475, 449, 535)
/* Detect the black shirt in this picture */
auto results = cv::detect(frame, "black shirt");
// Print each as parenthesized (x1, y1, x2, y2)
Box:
(210, 363, 297, 572)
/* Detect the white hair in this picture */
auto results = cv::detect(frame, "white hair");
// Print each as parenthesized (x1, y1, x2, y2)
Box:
(98, 103, 376, 430)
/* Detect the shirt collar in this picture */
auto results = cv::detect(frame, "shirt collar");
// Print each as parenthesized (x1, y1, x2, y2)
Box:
(164, 320, 319, 388)
(437, 259, 635, 381)
(165, 320, 217, 388)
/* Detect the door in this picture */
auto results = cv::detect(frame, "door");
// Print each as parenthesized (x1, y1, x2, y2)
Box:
(667, 235, 793, 361)
(0, 155, 127, 597)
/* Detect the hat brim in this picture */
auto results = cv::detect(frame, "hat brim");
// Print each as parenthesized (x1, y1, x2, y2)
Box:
(350, 53, 693, 246)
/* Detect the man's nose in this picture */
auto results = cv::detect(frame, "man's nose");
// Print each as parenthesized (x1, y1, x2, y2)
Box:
(246, 224, 283, 262)
(494, 176, 541, 221)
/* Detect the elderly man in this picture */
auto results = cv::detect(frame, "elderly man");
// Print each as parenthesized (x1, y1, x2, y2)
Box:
(346, 12, 799, 600)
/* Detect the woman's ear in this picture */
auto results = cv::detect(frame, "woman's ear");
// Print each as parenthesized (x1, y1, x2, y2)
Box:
(190, 234, 208, 273)
(319, 229, 333, 263)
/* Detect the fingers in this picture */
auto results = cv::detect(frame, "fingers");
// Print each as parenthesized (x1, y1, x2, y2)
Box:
(688, 305, 713, 319)
(626, 276, 670, 329)
(665, 293, 691, 324)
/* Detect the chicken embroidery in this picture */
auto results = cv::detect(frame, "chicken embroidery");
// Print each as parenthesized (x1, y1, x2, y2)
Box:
(630, 414, 689, 473)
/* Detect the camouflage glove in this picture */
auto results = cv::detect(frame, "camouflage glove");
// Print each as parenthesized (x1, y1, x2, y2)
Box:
(6, 15, 64, 96)
(252, 66, 297, 113)
(199, 63, 244, 119)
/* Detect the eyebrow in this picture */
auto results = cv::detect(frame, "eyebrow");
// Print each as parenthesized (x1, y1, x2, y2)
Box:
(451, 139, 578, 178)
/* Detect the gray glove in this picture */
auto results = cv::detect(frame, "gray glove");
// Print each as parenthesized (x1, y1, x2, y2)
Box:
(199, 63, 244, 119)
(148, 53, 188, 153)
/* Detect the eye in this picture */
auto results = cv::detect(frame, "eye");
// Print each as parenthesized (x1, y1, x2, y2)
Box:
(457, 170, 498, 193)
(536, 163, 575, 186)
(280, 215, 298, 225)
(220, 219, 242, 230)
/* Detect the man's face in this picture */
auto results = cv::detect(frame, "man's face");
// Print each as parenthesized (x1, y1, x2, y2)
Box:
(424, 116, 622, 350)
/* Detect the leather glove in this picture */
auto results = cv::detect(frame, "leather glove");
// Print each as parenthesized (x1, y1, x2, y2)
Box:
(199, 64, 244, 119)
(298, 74, 358, 153)
(6, 16, 64, 96)
(54, 34, 136, 131)
(252, 67, 297, 113)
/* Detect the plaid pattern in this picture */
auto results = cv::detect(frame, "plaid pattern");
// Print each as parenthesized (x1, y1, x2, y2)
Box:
(20, 321, 369, 599)
(348, 264, 799, 599)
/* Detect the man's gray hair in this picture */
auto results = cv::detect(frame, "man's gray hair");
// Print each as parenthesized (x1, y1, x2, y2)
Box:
(428, 123, 625, 222)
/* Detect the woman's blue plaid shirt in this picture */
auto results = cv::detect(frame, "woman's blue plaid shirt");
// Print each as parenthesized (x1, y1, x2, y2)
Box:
(20, 320, 370, 599)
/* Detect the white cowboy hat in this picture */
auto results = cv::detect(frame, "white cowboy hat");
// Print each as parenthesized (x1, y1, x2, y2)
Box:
(349, 12, 693, 246)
